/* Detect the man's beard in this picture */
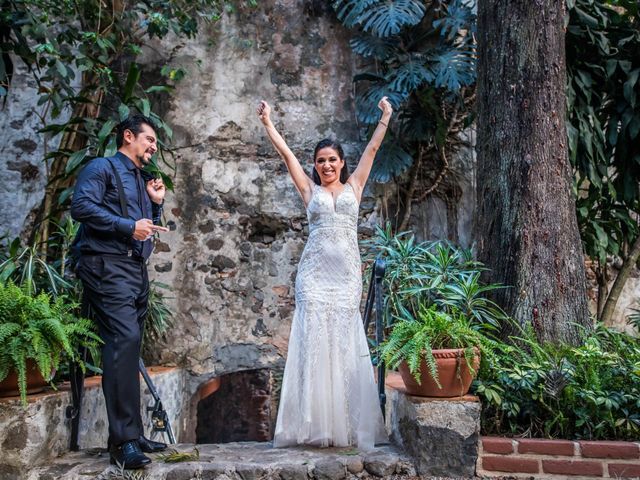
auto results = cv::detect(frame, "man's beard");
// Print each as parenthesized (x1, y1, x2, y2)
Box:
(138, 152, 151, 166)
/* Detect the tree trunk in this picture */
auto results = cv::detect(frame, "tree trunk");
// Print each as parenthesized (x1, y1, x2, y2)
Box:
(476, 0, 591, 344)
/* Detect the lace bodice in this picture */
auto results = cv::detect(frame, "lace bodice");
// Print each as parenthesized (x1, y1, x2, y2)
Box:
(307, 183, 359, 233)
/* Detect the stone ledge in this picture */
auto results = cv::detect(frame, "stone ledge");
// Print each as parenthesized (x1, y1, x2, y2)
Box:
(24, 442, 418, 480)
(385, 372, 481, 478)
(0, 366, 187, 479)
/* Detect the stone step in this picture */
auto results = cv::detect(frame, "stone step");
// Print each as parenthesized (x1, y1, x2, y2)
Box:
(25, 442, 419, 480)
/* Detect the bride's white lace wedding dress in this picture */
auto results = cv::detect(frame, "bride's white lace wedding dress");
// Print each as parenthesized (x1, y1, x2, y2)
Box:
(273, 182, 387, 450)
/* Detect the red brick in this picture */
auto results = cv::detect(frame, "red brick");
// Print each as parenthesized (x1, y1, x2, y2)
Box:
(542, 459, 604, 476)
(518, 438, 575, 456)
(482, 437, 514, 454)
(608, 463, 640, 478)
(580, 441, 640, 459)
(482, 455, 539, 474)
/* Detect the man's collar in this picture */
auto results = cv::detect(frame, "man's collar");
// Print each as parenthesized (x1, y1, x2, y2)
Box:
(115, 151, 138, 170)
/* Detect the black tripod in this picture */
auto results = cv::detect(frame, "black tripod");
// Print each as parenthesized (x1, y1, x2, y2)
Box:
(67, 356, 175, 450)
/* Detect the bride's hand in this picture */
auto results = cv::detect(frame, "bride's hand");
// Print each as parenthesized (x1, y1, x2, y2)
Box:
(257, 100, 271, 125)
(378, 96, 393, 117)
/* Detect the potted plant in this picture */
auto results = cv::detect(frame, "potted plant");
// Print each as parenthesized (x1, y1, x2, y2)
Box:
(362, 225, 506, 396)
(380, 304, 490, 397)
(0, 281, 101, 404)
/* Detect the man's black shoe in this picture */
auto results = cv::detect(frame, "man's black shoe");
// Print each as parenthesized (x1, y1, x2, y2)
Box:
(109, 440, 151, 469)
(138, 435, 167, 453)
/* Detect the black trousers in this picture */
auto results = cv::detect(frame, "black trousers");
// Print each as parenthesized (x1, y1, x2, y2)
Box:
(77, 254, 149, 445)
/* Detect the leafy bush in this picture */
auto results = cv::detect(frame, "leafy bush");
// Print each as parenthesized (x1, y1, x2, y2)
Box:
(363, 223, 506, 330)
(474, 323, 640, 440)
(0, 282, 101, 404)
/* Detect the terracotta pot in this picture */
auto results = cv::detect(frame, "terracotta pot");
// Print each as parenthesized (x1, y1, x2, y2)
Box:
(398, 347, 480, 397)
(0, 359, 49, 398)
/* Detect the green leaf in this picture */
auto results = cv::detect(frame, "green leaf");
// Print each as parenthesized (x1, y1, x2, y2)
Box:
(355, 82, 407, 124)
(592, 222, 608, 248)
(358, 0, 426, 38)
(141, 98, 151, 117)
(57, 186, 75, 206)
(123, 63, 141, 102)
(429, 47, 476, 91)
(145, 85, 175, 94)
(349, 35, 399, 60)
(623, 68, 639, 107)
(97, 119, 117, 146)
(629, 115, 640, 140)
(65, 147, 89, 175)
(55, 59, 67, 78)
(118, 103, 130, 121)
(369, 141, 414, 183)
(388, 60, 434, 92)
(103, 136, 117, 157)
(574, 7, 599, 27)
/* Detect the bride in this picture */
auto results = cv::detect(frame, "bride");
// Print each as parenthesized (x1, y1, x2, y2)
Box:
(257, 97, 393, 450)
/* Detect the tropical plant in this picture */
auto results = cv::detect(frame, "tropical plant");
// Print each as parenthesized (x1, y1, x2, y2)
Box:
(475, 323, 640, 440)
(379, 304, 493, 386)
(0, 217, 81, 298)
(628, 308, 640, 333)
(566, 0, 640, 322)
(333, 0, 477, 230)
(362, 223, 506, 330)
(0, 238, 71, 297)
(0, 0, 255, 255)
(142, 281, 174, 359)
(0, 282, 102, 404)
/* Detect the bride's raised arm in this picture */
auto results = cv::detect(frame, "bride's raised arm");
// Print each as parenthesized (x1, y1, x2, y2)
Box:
(257, 100, 314, 205)
(348, 97, 393, 200)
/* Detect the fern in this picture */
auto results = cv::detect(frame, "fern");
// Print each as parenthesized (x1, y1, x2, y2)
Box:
(0, 282, 101, 404)
(380, 305, 490, 387)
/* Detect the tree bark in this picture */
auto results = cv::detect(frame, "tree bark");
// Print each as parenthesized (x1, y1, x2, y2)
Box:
(476, 0, 591, 344)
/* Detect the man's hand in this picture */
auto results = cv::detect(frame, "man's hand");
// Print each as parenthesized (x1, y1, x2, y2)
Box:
(133, 219, 169, 241)
(146, 178, 166, 204)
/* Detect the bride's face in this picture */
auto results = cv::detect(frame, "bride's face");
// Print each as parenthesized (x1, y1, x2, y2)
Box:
(314, 147, 344, 184)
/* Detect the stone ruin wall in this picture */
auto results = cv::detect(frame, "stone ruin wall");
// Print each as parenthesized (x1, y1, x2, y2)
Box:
(0, 1, 637, 403)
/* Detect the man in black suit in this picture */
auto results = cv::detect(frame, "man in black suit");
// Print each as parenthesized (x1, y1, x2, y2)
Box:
(71, 115, 170, 469)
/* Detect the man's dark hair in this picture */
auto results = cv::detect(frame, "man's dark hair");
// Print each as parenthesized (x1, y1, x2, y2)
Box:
(312, 138, 349, 185)
(116, 114, 158, 149)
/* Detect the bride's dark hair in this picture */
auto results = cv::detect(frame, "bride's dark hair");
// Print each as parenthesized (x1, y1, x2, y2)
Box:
(312, 138, 349, 185)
